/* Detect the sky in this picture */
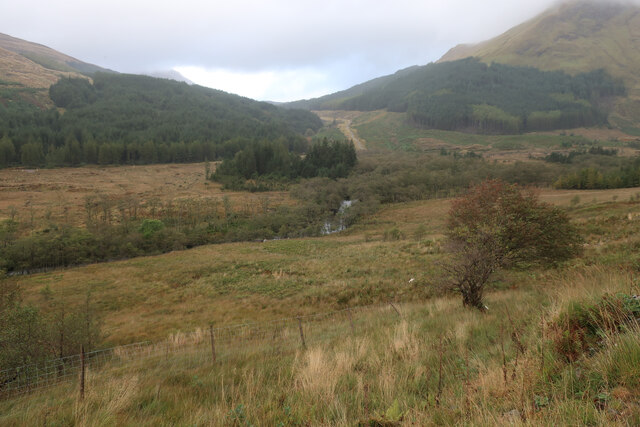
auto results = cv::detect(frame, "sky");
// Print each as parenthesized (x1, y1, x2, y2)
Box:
(0, 0, 617, 102)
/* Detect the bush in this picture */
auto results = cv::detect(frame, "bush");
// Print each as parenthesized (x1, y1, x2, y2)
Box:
(443, 179, 582, 310)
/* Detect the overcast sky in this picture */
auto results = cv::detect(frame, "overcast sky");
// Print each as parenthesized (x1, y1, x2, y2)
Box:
(0, 0, 616, 101)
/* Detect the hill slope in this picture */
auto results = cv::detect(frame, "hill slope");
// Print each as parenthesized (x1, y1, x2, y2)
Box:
(285, 58, 624, 134)
(0, 73, 322, 167)
(0, 32, 111, 109)
(439, 0, 640, 84)
(284, 65, 420, 111)
(0, 33, 110, 77)
(287, 0, 640, 133)
(438, 0, 640, 129)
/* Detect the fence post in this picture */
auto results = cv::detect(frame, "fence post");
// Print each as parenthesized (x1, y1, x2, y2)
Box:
(209, 324, 217, 363)
(79, 345, 86, 400)
(297, 317, 306, 349)
(389, 302, 401, 317)
(348, 308, 355, 334)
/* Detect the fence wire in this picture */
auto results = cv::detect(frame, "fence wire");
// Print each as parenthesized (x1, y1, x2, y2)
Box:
(0, 303, 399, 400)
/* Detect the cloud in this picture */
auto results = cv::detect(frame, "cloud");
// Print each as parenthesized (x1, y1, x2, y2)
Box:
(3, 0, 637, 100)
(174, 66, 335, 102)
(5, 0, 557, 70)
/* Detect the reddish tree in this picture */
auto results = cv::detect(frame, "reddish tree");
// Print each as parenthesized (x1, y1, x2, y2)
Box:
(444, 180, 582, 310)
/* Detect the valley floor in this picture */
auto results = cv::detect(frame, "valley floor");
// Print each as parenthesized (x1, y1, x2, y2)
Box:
(2, 164, 640, 425)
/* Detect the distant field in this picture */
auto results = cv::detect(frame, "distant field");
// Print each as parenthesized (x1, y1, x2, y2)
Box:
(316, 110, 640, 160)
(0, 163, 293, 226)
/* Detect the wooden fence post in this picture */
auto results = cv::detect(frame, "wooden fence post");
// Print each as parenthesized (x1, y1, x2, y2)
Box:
(389, 302, 401, 317)
(79, 345, 86, 400)
(348, 308, 355, 334)
(436, 336, 444, 407)
(209, 325, 217, 363)
(297, 317, 306, 349)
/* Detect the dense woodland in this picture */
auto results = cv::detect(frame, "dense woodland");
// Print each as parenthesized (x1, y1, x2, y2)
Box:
(0, 74, 322, 168)
(212, 138, 357, 190)
(288, 58, 625, 133)
(537, 146, 640, 189)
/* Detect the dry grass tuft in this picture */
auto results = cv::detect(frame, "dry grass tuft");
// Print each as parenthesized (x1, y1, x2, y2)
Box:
(74, 370, 139, 425)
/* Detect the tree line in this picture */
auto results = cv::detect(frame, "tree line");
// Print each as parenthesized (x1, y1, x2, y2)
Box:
(546, 150, 640, 189)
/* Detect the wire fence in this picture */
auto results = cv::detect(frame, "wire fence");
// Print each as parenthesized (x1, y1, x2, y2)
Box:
(0, 302, 400, 400)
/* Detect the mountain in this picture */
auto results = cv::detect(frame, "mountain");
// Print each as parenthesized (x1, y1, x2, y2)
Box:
(293, 58, 623, 133)
(286, 0, 640, 133)
(439, 1, 640, 85)
(438, 0, 640, 129)
(284, 65, 420, 110)
(145, 70, 194, 85)
(0, 32, 112, 108)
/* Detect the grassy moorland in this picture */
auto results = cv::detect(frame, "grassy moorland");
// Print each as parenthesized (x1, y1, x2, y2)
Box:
(2, 161, 640, 425)
(0, 163, 292, 227)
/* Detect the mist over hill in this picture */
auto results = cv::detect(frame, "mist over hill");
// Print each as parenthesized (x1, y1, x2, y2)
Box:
(285, 0, 640, 133)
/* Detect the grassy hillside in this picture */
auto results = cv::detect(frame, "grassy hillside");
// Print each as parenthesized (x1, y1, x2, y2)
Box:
(0, 33, 110, 109)
(0, 33, 109, 77)
(439, 0, 640, 130)
(3, 172, 639, 344)
(439, 1, 640, 85)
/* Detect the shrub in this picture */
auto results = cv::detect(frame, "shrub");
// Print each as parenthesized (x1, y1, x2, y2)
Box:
(443, 179, 582, 310)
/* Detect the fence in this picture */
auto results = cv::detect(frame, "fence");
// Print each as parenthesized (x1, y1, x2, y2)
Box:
(0, 303, 402, 400)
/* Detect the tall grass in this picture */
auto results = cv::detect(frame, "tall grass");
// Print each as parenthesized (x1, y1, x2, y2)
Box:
(3, 188, 640, 424)
(2, 267, 640, 425)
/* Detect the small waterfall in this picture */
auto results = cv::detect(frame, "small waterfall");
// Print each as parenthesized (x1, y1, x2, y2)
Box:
(322, 200, 355, 235)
